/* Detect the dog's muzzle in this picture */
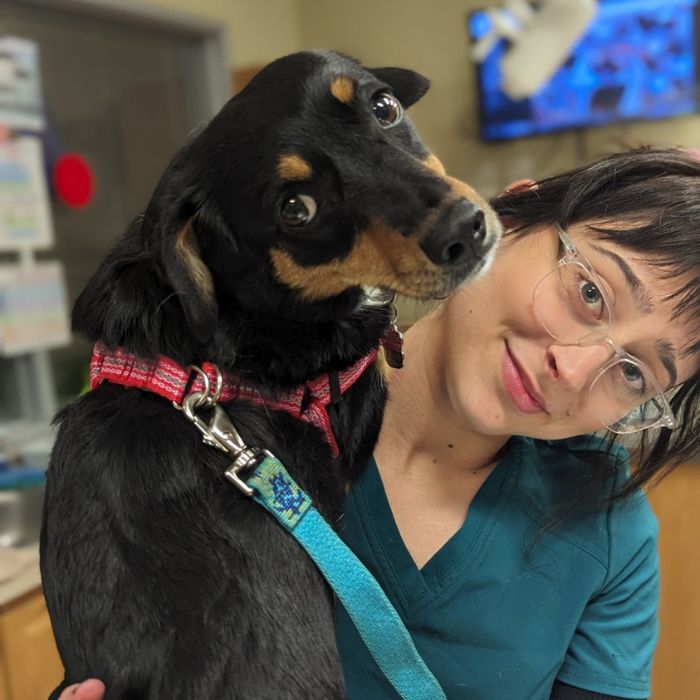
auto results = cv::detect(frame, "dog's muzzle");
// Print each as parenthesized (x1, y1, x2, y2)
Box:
(419, 199, 495, 268)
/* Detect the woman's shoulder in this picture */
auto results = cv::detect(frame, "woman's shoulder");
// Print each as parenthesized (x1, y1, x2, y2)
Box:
(512, 435, 658, 576)
(519, 433, 645, 500)
(530, 432, 629, 471)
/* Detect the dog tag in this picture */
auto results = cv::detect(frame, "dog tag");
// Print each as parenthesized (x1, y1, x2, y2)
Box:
(382, 323, 404, 369)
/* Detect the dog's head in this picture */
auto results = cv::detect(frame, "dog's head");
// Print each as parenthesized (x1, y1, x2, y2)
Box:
(133, 51, 502, 343)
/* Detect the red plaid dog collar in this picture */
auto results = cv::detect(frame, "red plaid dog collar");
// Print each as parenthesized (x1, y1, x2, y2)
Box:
(90, 341, 380, 457)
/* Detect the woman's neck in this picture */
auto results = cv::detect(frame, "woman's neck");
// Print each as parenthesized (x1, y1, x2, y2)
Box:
(374, 308, 510, 479)
(372, 309, 512, 569)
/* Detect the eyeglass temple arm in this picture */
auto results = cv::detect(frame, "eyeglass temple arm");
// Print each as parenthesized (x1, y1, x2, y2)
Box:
(555, 223, 578, 257)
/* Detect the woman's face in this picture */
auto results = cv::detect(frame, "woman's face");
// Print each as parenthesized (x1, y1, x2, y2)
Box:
(436, 221, 699, 440)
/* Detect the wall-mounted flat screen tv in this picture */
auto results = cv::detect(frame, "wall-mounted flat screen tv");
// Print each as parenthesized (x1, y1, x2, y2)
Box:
(469, 0, 700, 141)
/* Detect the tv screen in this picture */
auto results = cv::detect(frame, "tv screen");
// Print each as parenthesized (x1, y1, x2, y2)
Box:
(469, 0, 700, 141)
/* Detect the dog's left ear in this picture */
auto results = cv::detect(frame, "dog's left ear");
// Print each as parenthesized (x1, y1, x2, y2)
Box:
(161, 214, 219, 344)
(367, 67, 431, 108)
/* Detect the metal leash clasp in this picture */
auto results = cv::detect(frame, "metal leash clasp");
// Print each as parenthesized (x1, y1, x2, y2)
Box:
(173, 365, 272, 497)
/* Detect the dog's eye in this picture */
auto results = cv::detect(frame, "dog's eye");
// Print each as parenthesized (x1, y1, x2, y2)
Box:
(372, 91, 403, 128)
(279, 194, 317, 227)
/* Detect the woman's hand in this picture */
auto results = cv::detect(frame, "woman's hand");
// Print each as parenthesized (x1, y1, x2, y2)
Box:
(57, 679, 105, 700)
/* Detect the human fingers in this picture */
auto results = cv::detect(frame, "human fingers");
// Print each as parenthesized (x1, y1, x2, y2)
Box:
(57, 679, 106, 700)
(503, 178, 537, 193)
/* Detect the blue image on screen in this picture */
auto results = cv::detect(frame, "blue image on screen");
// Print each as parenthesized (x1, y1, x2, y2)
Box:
(469, 0, 699, 141)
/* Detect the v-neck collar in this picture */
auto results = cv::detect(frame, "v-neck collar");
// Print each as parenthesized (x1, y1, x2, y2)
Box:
(351, 437, 522, 617)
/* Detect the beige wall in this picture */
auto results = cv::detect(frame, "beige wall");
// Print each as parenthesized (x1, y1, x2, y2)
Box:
(139, 0, 700, 196)
(133, 0, 700, 194)
(144, 0, 302, 68)
(297, 0, 700, 197)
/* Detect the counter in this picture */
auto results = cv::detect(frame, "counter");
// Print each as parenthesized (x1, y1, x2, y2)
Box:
(0, 543, 42, 607)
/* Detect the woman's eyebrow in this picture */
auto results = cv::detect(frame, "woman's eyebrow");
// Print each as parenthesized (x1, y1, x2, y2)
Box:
(656, 338, 678, 388)
(589, 243, 654, 313)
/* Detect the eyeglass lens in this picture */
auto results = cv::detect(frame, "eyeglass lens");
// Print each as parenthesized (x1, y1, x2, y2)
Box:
(533, 261, 666, 432)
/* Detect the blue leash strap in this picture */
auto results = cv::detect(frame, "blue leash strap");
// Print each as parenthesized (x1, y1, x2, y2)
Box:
(247, 456, 447, 700)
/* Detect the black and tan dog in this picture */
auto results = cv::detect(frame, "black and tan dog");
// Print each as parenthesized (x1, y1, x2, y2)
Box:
(42, 51, 501, 699)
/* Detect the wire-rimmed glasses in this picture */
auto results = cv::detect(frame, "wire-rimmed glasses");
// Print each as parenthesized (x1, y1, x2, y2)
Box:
(532, 225, 675, 434)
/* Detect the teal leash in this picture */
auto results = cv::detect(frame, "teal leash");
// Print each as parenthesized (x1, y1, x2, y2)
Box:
(247, 456, 446, 700)
(176, 383, 446, 700)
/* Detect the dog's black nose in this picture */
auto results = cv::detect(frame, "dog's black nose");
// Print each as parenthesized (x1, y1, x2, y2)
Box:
(421, 200, 489, 267)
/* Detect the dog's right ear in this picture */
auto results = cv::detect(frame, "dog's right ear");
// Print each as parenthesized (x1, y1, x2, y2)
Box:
(161, 214, 219, 344)
(367, 67, 431, 108)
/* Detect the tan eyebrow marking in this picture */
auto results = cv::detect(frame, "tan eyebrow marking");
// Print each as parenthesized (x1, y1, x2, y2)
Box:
(331, 76, 355, 105)
(277, 154, 313, 181)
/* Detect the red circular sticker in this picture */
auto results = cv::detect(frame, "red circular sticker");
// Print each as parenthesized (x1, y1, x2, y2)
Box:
(53, 153, 94, 208)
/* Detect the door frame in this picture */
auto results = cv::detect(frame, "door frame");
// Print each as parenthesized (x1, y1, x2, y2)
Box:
(2, 0, 231, 117)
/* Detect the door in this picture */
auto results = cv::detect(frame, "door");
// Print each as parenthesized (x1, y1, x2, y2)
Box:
(0, 0, 227, 412)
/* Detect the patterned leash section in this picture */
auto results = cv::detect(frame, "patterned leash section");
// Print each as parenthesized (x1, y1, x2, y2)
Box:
(247, 456, 447, 700)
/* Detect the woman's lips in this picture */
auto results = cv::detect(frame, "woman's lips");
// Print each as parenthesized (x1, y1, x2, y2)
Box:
(502, 344, 547, 414)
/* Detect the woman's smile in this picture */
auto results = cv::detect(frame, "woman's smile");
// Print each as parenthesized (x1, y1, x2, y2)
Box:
(502, 342, 548, 414)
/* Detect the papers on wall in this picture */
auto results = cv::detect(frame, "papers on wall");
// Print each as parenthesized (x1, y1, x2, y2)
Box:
(0, 135, 53, 250)
(0, 261, 70, 356)
(0, 36, 45, 130)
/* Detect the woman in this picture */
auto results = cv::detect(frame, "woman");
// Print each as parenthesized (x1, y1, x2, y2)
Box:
(57, 147, 700, 700)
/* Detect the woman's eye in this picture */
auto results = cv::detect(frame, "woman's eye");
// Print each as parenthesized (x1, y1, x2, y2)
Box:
(619, 360, 647, 396)
(279, 194, 317, 227)
(580, 280, 601, 305)
(577, 278, 605, 319)
(372, 91, 403, 128)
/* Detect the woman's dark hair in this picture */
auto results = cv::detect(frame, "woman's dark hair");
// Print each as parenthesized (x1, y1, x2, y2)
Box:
(492, 146, 700, 500)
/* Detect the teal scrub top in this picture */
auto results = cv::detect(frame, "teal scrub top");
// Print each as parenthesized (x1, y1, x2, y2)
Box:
(335, 435, 659, 700)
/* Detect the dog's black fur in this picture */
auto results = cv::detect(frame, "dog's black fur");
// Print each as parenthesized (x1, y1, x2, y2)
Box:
(41, 51, 500, 699)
